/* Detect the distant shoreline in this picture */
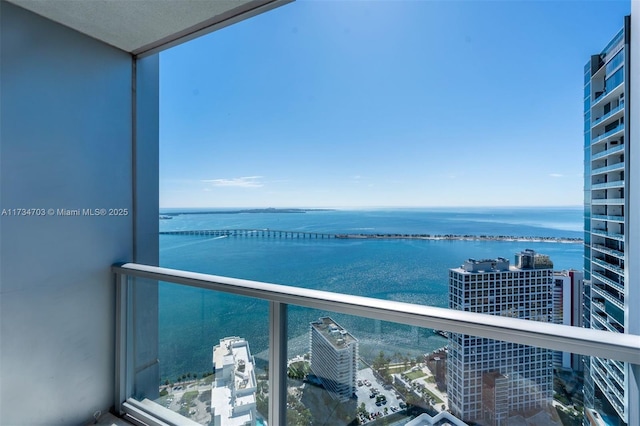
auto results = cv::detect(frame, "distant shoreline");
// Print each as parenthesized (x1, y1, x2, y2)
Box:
(161, 208, 335, 216)
(335, 234, 583, 243)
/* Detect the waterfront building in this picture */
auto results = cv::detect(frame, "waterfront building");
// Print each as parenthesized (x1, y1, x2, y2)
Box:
(447, 250, 554, 424)
(584, 16, 640, 425)
(309, 317, 358, 402)
(552, 270, 585, 370)
(211, 337, 257, 426)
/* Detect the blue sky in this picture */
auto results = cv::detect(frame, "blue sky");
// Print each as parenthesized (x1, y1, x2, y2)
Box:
(160, 0, 630, 208)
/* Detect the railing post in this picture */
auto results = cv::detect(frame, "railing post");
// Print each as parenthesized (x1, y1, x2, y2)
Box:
(269, 301, 287, 426)
(114, 271, 134, 415)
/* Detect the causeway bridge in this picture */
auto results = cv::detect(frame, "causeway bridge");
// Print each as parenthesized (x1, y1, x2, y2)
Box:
(159, 229, 584, 243)
(160, 229, 336, 239)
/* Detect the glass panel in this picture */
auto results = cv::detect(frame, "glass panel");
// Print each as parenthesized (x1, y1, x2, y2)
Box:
(283, 306, 625, 426)
(584, 82, 591, 100)
(605, 49, 624, 76)
(584, 111, 590, 132)
(601, 28, 624, 58)
(286, 309, 449, 425)
(605, 66, 624, 91)
(130, 277, 270, 425)
(120, 270, 637, 426)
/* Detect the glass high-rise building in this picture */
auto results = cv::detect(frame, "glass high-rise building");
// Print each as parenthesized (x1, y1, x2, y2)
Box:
(447, 250, 554, 425)
(583, 16, 638, 426)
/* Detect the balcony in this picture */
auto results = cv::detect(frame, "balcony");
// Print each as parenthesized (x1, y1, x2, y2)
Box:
(592, 257, 624, 276)
(592, 198, 625, 205)
(591, 180, 625, 190)
(591, 312, 618, 334)
(591, 286, 624, 311)
(591, 358, 625, 418)
(592, 102, 624, 128)
(591, 271, 624, 293)
(111, 263, 640, 426)
(591, 123, 624, 145)
(591, 214, 624, 222)
(591, 229, 625, 241)
(592, 81, 624, 107)
(591, 243, 624, 259)
(591, 162, 625, 175)
(591, 144, 625, 161)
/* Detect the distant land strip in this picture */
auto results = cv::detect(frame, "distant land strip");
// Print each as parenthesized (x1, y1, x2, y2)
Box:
(160, 208, 334, 217)
(335, 234, 583, 243)
(159, 228, 583, 243)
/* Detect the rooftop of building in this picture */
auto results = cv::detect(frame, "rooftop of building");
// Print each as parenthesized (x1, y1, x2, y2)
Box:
(311, 316, 357, 349)
(210, 386, 255, 426)
(452, 249, 554, 273)
(211, 337, 257, 425)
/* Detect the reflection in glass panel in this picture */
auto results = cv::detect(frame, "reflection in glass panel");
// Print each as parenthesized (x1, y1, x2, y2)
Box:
(135, 278, 270, 425)
(605, 66, 624, 91)
(284, 306, 593, 426)
(286, 308, 447, 426)
(605, 48, 624, 76)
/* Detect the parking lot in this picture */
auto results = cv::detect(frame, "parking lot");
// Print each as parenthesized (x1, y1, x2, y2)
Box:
(355, 368, 405, 423)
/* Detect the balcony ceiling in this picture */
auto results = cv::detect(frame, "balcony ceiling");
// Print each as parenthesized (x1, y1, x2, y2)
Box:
(7, 0, 291, 56)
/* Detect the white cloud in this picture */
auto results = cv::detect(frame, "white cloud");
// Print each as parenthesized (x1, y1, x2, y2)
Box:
(549, 173, 563, 178)
(203, 176, 264, 188)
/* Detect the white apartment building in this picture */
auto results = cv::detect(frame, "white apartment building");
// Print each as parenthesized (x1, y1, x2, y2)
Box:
(309, 317, 358, 402)
(211, 337, 257, 426)
(447, 250, 554, 425)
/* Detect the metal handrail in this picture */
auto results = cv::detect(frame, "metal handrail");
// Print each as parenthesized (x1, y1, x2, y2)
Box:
(113, 263, 640, 363)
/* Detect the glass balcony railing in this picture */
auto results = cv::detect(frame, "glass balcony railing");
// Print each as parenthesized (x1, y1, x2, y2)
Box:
(591, 229, 625, 241)
(591, 357, 625, 418)
(592, 102, 624, 128)
(112, 263, 640, 426)
(591, 312, 619, 334)
(591, 162, 625, 175)
(591, 214, 624, 222)
(592, 81, 624, 106)
(592, 258, 624, 276)
(591, 198, 624, 205)
(591, 180, 625, 190)
(591, 271, 624, 293)
(593, 91, 607, 104)
(591, 124, 624, 145)
(591, 243, 624, 259)
(591, 285, 624, 311)
(602, 29, 624, 59)
(591, 144, 624, 161)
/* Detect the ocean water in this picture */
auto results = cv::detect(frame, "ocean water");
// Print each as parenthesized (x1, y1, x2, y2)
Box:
(157, 207, 583, 381)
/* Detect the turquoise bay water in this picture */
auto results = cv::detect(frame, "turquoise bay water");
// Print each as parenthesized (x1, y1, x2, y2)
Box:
(158, 207, 583, 381)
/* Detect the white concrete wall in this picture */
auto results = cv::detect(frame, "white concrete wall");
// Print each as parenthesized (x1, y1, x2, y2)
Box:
(0, 2, 157, 424)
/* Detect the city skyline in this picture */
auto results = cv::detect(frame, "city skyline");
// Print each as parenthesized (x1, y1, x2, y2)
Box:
(160, 0, 630, 208)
